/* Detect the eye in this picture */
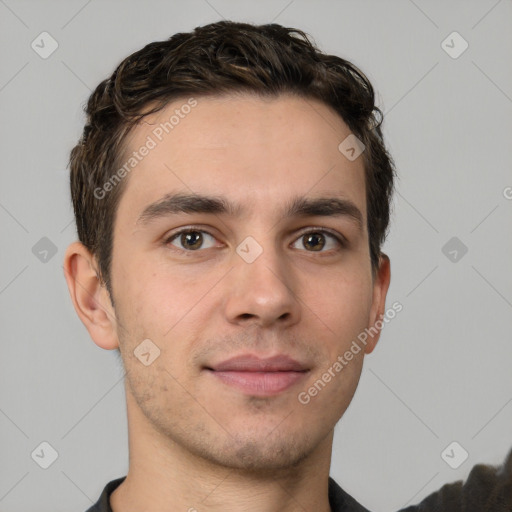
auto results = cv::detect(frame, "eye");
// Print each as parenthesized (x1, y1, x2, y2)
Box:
(165, 229, 217, 251)
(291, 229, 344, 252)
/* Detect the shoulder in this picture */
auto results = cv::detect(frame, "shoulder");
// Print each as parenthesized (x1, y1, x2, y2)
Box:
(329, 477, 372, 512)
(399, 448, 512, 512)
(84, 476, 126, 512)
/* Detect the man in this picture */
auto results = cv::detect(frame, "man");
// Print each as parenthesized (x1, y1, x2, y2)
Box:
(63, 20, 511, 511)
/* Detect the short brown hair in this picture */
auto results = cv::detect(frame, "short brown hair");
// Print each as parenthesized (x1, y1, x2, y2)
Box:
(69, 20, 396, 298)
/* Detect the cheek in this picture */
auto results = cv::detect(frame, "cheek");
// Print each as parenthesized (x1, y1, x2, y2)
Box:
(115, 254, 179, 319)
(114, 267, 215, 366)
(112, 269, 173, 349)
(305, 267, 374, 344)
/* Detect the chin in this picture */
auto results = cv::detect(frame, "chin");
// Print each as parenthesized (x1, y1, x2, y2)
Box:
(199, 430, 315, 473)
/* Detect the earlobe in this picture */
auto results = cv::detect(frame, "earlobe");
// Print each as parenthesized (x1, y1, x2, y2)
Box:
(63, 241, 119, 350)
(364, 253, 391, 355)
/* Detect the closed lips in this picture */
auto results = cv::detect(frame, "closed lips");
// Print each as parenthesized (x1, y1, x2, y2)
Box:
(206, 354, 309, 372)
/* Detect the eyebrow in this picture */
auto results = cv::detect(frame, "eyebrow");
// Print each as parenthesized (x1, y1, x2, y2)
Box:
(136, 192, 364, 231)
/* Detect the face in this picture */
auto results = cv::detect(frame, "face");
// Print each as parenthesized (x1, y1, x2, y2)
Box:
(104, 93, 389, 471)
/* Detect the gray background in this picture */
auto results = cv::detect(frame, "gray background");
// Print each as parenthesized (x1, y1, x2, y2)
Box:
(1, 1, 511, 511)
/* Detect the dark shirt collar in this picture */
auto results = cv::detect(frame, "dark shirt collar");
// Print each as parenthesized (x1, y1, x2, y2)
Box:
(85, 476, 370, 512)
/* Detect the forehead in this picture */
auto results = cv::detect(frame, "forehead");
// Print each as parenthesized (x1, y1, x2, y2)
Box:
(115, 93, 367, 226)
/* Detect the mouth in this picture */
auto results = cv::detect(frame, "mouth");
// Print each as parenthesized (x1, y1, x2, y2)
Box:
(204, 354, 310, 396)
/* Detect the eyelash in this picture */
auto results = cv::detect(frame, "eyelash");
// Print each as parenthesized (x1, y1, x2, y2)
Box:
(163, 226, 347, 254)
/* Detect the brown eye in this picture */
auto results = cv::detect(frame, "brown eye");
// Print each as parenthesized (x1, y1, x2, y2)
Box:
(291, 230, 343, 252)
(181, 231, 203, 250)
(303, 232, 325, 251)
(167, 230, 216, 251)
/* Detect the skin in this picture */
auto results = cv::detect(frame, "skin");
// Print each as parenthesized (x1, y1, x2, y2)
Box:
(64, 93, 391, 512)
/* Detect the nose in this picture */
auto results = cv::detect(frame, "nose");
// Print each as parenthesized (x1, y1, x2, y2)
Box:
(223, 244, 301, 329)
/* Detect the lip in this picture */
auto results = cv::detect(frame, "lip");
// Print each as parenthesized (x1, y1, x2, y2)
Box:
(206, 354, 308, 372)
(204, 354, 310, 396)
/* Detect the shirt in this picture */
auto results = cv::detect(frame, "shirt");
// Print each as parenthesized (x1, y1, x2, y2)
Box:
(85, 448, 512, 511)
(84, 476, 369, 512)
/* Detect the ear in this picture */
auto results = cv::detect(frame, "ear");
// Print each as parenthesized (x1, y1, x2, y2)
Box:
(63, 241, 119, 350)
(364, 253, 391, 354)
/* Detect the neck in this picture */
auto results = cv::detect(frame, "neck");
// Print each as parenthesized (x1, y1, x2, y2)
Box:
(110, 382, 334, 512)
